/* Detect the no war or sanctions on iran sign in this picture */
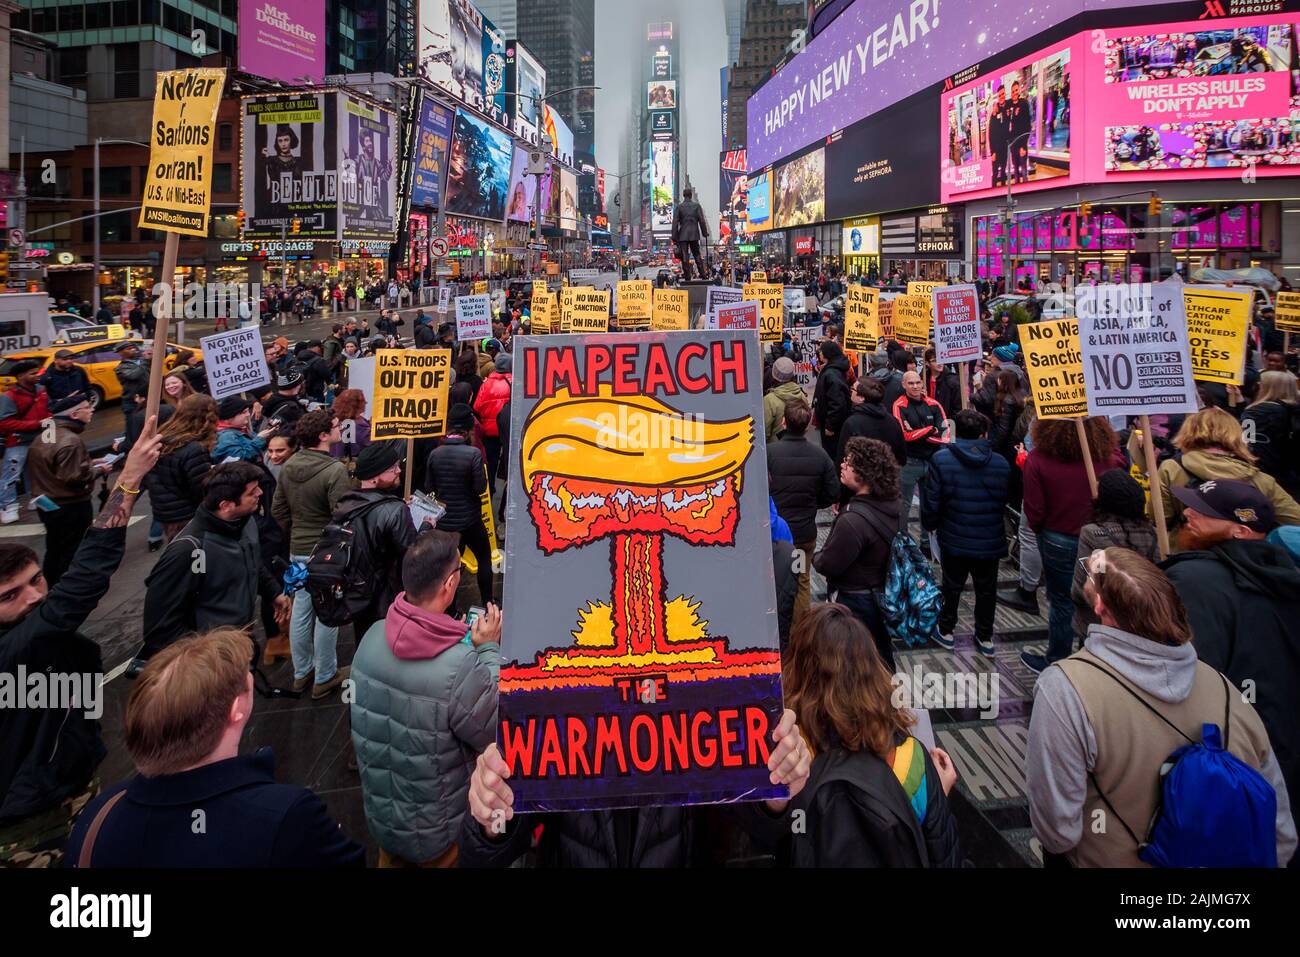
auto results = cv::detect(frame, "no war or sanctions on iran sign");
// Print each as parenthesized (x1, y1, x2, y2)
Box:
(371, 349, 451, 440)
(139, 68, 225, 237)
(499, 330, 786, 811)
(1017, 318, 1087, 420)
(1076, 282, 1198, 418)
(200, 327, 271, 401)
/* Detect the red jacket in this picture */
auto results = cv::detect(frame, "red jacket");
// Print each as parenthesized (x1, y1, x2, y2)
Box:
(1023, 448, 1127, 536)
(0, 385, 50, 448)
(890, 394, 947, 460)
(473, 372, 512, 438)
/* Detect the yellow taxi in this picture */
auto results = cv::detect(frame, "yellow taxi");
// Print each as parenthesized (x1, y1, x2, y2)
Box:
(0, 338, 201, 408)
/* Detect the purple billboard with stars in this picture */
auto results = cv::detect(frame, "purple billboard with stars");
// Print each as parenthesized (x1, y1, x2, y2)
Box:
(745, 0, 1186, 171)
(238, 0, 325, 84)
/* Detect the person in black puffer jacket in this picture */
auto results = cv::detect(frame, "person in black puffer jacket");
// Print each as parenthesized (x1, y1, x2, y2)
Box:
(424, 403, 493, 606)
(767, 400, 838, 627)
(837, 378, 905, 505)
(924, 348, 961, 420)
(1241, 371, 1300, 497)
(920, 410, 1011, 655)
(812, 340, 852, 458)
(143, 394, 217, 541)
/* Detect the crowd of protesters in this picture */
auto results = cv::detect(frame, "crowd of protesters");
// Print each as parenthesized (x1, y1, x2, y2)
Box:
(0, 264, 1297, 871)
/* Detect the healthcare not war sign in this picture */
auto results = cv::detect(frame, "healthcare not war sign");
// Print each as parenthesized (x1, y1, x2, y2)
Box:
(455, 294, 493, 341)
(499, 329, 785, 811)
(844, 286, 878, 352)
(1182, 286, 1252, 386)
(651, 288, 690, 331)
(1077, 283, 1198, 418)
(932, 285, 981, 364)
(200, 327, 270, 401)
(139, 68, 225, 237)
(372, 349, 452, 440)
(1018, 318, 1087, 419)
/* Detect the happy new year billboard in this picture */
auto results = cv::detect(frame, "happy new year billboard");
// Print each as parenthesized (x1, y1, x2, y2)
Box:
(499, 330, 786, 811)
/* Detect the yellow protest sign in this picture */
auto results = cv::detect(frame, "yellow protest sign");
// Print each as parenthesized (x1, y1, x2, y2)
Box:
(879, 299, 895, 341)
(1183, 287, 1252, 385)
(530, 293, 554, 334)
(893, 295, 932, 344)
(844, 286, 879, 352)
(1018, 318, 1087, 419)
(908, 281, 943, 299)
(559, 287, 580, 333)
(651, 288, 689, 331)
(372, 348, 452, 439)
(570, 288, 609, 333)
(532, 279, 547, 298)
(750, 270, 767, 282)
(139, 68, 225, 237)
(474, 280, 488, 295)
(744, 282, 784, 342)
(617, 280, 653, 327)
(1276, 291, 1300, 333)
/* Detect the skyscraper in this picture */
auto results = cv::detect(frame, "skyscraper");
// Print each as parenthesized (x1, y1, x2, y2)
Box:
(723, 0, 748, 69)
(474, 0, 518, 39)
(516, 0, 595, 156)
(725, 0, 806, 149)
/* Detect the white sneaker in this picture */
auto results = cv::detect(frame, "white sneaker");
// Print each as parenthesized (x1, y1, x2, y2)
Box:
(0, 506, 19, 525)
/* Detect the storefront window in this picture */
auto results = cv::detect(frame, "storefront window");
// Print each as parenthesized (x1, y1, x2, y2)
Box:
(1219, 204, 1250, 248)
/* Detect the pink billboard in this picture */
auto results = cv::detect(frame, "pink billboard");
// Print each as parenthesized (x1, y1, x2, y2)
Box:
(238, 0, 325, 84)
(941, 12, 1300, 202)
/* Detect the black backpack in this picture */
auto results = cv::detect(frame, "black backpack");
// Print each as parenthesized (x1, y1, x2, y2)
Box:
(304, 499, 388, 627)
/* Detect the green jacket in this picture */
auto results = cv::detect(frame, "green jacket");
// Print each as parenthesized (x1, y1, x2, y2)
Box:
(271, 448, 352, 555)
(763, 380, 808, 444)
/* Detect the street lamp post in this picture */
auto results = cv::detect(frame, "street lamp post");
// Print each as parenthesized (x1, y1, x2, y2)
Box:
(1001, 131, 1033, 295)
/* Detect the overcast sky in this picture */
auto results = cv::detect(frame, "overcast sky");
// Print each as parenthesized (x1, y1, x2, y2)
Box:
(594, 0, 727, 223)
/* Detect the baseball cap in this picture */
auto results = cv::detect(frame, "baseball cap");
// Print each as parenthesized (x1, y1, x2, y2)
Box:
(1170, 478, 1277, 534)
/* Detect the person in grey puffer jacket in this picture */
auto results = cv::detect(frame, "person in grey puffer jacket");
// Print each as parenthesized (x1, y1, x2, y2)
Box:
(351, 530, 500, 867)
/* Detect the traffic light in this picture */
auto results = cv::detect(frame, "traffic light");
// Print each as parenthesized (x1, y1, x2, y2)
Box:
(235, 209, 246, 232)
(1079, 202, 1093, 218)
(291, 218, 302, 235)
(1148, 195, 1163, 217)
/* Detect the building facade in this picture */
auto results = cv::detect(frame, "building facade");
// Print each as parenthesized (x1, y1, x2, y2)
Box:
(724, 0, 806, 150)
(516, 0, 594, 156)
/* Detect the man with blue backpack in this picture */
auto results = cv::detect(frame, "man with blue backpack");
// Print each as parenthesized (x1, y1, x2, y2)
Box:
(1026, 547, 1294, 868)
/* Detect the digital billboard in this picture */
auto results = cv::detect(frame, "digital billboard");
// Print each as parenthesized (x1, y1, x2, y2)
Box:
(338, 95, 396, 241)
(651, 111, 675, 134)
(942, 42, 1074, 199)
(420, 0, 485, 110)
(843, 222, 879, 255)
(559, 169, 579, 232)
(410, 95, 454, 210)
(747, 170, 772, 232)
(507, 41, 546, 142)
(242, 92, 338, 239)
(651, 140, 676, 235)
(825, 94, 939, 219)
(445, 109, 513, 222)
(771, 148, 825, 229)
(238, 0, 324, 84)
(542, 103, 575, 164)
(648, 80, 678, 109)
(482, 14, 508, 123)
(505, 147, 537, 223)
(720, 149, 750, 245)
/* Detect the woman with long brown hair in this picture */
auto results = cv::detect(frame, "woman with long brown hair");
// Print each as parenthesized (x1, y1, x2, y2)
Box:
(1154, 406, 1300, 539)
(328, 388, 371, 460)
(1020, 416, 1126, 674)
(780, 603, 961, 866)
(1027, 548, 1292, 868)
(144, 394, 218, 541)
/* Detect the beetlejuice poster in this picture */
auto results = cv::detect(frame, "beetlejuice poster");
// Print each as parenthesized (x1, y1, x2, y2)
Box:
(499, 330, 786, 811)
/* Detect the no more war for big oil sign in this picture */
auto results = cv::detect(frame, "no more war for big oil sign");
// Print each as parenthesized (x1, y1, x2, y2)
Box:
(1076, 282, 1197, 418)
(372, 349, 451, 439)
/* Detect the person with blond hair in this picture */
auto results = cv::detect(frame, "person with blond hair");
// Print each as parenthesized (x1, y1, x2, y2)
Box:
(66, 628, 364, 867)
(1148, 405, 1300, 541)
(1026, 548, 1295, 868)
(777, 603, 960, 867)
(1241, 370, 1300, 496)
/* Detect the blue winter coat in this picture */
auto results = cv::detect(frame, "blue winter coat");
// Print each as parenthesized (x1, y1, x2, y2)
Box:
(920, 438, 1011, 560)
(212, 427, 267, 463)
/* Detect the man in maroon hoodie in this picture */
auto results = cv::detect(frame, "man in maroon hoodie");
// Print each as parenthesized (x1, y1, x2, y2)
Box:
(0, 360, 51, 524)
(348, 530, 501, 867)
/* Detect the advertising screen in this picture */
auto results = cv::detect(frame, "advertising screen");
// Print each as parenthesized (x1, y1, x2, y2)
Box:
(771, 148, 825, 229)
(238, 0, 323, 84)
(338, 95, 396, 241)
(445, 109, 513, 221)
(509, 42, 546, 142)
(560, 170, 579, 231)
(826, 94, 939, 219)
(745, 0, 1188, 170)
(505, 147, 537, 223)
(1091, 17, 1298, 180)
(747, 170, 772, 232)
(843, 222, 879, 255)
(482, 15, 508, 123)
(651, 111, 675, 133)
(720, 149, 750, 245)
(242, 92, 338, 239)
(420, 0, 484, 110)
(410, 96, 454, 209)
(651, 140, 676, 235)
(941, 41, 1074, 200)
(542, 103, 575, 164)
(648, 80, 678, 109)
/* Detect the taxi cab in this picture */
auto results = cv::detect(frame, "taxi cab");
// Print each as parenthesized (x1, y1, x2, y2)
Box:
(0, 338, 200, 408)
